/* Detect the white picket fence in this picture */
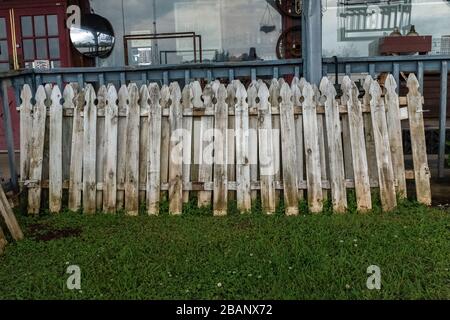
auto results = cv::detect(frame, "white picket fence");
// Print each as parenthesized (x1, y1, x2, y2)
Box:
(18, 74, 431, 215)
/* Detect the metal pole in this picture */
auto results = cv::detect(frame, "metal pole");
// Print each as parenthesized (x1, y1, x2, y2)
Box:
(152, 0, 159, 65)
(438, 61, 448, 179)
(303, 0, 322, 85)
(0, 79, 18, 190)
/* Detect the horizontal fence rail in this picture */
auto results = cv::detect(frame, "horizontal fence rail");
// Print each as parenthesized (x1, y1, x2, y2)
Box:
(1, 55, 449, 191)
(18, 74, 431, 215)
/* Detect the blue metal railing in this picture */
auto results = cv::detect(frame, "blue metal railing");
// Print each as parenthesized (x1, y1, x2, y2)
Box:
(1, 55, 449, 190)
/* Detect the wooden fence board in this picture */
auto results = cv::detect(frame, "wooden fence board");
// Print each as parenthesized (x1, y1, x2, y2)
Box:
(269, 79, 282, 207)
(407, 74, 432, 205)
(82, 84, 97, 214)
(248, 83, 259, 201)
(147, 83, 162, 215)
(302, 83, 323, 213)
(169, 82, 183, 215)
(68, 88, 84, 212)
(363, 76, 379, 186)
(342, 77, 372, 212)
(125, 84, 140, 216)
(213, 84, 228, 216)
(321, 77, 347, 213)
(116, 85, 129, 210)
(95, 86, 107, 211)
(385, 74, 407, 199)
(198, 84, 214, 207)
(103, 85, 119, 213)
(49, 85, 63, 213)
(227, 82, 237, 201)
(19, 85, 32, 189)
(280, 83, 300, 215)
(182, 84, 193, 203)
(292, 78, 304, 200)
(160, 85, 171, 202)
(0, 185, 23, 241)
(235, 82, 251, 212)
(369, 80, 397, 212)
(28, 86, 47, 214)
(139, 85, 151, 206)
(258, 82, 276, 214)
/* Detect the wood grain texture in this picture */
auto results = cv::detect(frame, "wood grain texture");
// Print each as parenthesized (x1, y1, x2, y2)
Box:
(362, 76, 379, 186)
(235, 82, 251, 213)
(139, 85, 151, 206)
(125, 84, 140, 216)
(147, 83, 162, 215)
(103, 85, 119, 213)
(258, 82, 276, 214)
(168, 82, 183, 215)
(82, 84, 97, 214)
(213, 84, 228, 216)
(302, 83, 323, 213)
(342, 77, 372, 212)
(407, 74, 432, 205)
(280, 82, 300, 215)
(68, 87, 84, 212)
(369, 80, 397, 212)
(116, 85, 129, 210)
(198, 84, 214, 207)
(28, 86, 47, 215)
(0, 184, 24, 241)
(49, 85, 63, 213)
(384, 74, 407, 199)
(320, 77, 347, 213)
(19, 85, 33, 189)
(182, 83, 193, 203)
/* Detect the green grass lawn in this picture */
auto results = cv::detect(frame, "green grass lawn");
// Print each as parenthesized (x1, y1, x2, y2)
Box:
(0, 198, 449, 300)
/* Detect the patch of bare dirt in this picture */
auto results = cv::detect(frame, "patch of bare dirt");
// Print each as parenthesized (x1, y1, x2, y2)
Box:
(27, 223, 82, 242)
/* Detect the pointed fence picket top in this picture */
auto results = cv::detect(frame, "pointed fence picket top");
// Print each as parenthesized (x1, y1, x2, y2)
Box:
(139, 84, 151, 206)
(103, 85, 119, 213)
(235, 82, 251, 213)
(213, 84, 228, 216)
(116, 85, 129, 210)
(198, 83, 214, 208)
(302, 82, 322, 213)
(19, 85, 33, 189)
(342, 76, 372, 212)
(68, 87, 85, 212)
(169, 82, 183, 215)
(147, 83, 162, 215)
(320, 77, 347, 213)
(369, 80, 397, 212)
(49, 85, 63, 213)
(384, 74, 407, 199)
(280, 82, 299, 215)
(83, 84, 97, 214)
(28, 86, 47, 214)
(182, 83, 193, 204)
(125, 83, 140, 216)
(258, 82, 276, 214)
(406, 74, 432, 205)
(18, 75, 431, 215)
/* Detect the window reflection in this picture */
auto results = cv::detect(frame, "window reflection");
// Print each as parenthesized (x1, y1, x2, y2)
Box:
(91, 0, 283, 66)
(323, 0, 450, 57)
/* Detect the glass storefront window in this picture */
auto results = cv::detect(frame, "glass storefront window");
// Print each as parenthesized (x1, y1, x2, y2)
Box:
(91, 0, 284, 67)
(322, 0, 450, 57)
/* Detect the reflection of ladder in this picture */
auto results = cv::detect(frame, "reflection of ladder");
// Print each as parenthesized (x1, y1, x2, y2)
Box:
(338, 0, 412, 41)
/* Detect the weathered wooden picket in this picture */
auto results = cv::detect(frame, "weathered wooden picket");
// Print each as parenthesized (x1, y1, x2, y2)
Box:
(18, 74, 431, 216)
